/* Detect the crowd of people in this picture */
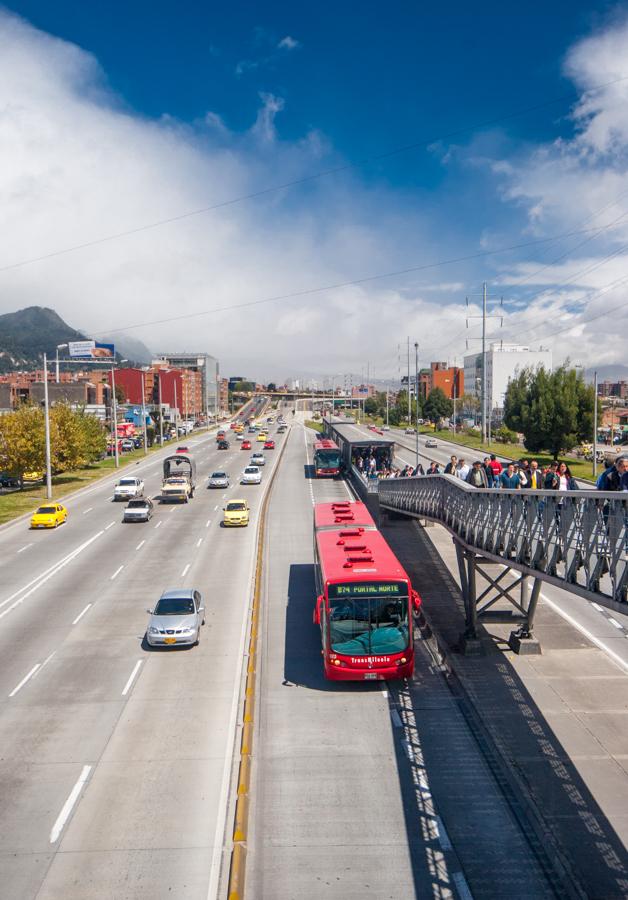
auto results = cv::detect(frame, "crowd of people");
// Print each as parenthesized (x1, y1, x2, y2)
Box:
(363, 449, 628, 492)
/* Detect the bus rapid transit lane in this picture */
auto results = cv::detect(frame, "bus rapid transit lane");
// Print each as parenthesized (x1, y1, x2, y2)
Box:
(0, 428, 283, 900)
(246, 423, 558, 899)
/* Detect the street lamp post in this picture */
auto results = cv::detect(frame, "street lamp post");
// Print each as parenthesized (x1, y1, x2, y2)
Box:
(414, 342, 419, 469)
(55, 343, 68, 383)
(593, 370, 598, 480)
(111, 365, 119, 468)
(141, 371, 148, 455)
(43, 353, 52, 500)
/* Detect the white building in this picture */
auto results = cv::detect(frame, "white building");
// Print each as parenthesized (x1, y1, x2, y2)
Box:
(464, 344, 552, 419)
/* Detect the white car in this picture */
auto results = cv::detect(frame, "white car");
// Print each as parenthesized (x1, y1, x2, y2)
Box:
(381, 425, 390, 431)
(114, 476, 145, 501)
(241, 466, 262, 485)
(235, 432, 244, 441)
(425, 438, 438, 448)
(250, 453, 266, 467)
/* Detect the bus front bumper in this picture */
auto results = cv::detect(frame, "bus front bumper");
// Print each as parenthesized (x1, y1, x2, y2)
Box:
(324, 660, 413, 681)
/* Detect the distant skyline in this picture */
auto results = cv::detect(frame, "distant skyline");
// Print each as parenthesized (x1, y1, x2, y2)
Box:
(1, 2, 628, 379)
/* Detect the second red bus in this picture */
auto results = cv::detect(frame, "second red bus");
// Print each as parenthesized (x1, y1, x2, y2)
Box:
(313, 438, 341, 477)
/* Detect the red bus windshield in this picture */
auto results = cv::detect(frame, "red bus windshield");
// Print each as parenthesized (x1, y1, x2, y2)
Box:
(314, 448, 340, 470)
(328, 581, 410, 656)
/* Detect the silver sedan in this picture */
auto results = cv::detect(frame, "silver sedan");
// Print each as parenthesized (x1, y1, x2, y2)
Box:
(145, 589, 205, 648)
(208, 471, 230, 489)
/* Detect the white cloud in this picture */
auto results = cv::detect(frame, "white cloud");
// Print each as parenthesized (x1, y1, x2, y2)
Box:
(0, 11, 462, 381)
(278, 35, 300, 51)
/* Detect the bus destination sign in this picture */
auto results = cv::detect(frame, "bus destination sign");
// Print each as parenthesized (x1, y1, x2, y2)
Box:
(329, 581, 406, 598)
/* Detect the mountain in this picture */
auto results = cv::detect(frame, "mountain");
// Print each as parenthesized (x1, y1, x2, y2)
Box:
(97, 333, 153, 365)
(0, 307, 88, 373)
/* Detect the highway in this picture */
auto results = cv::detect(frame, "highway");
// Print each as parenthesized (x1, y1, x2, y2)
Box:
(246, 421, 556, 898)
(0, 412, 281, 899)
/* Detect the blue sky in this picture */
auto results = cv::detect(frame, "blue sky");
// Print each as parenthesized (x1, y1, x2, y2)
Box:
(1, 1, 628, 378)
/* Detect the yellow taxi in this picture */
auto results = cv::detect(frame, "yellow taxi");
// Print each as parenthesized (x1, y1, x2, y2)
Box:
(23, 470, 44, 483)
(30, 503, 68, 529)
(256, 432, 267, 443)
(222, 499, 250, 527)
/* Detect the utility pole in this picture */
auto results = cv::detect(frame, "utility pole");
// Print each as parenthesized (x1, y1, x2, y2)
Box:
(43, 353, 52, 500)
(407, 336, 411, 427)
(593, 370, 598, 480)
(141, 371, 148, 455)
(452, 371, 457, 436)
(111, 364, 120, 468)
(466, 284, 503, 445)
(414, 342, 419, 469)
(158, 373, 164, 447)
(174, 380, 179, 438)
(386, 384, 389, 428)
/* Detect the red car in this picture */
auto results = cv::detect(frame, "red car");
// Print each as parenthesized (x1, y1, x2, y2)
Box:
(230, 422, 238, 429)
(176, 446, 190, 454)
(264, 440, 275, 450)
(241, 440, 252, 450)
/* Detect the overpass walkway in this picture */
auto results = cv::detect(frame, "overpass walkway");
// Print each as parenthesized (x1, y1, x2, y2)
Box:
(377, 475, 627, 655)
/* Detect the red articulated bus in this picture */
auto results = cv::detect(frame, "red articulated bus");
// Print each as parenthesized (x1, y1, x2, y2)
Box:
(313, 438, 341, 477)
(313, 501, 421, 681)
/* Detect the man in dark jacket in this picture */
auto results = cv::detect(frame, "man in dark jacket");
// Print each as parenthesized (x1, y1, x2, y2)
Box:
(528, 460, 544, 489)
(597, 456, 627, 491)
(466, 461, 489, 488)
(444, 455, 457, 475)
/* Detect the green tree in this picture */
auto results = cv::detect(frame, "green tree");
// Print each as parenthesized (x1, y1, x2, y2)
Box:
(234, 380, 255, 393)
(504, 365, 596, 455)
(0, 405, 46, 481)
(78, 411, 107, 462)
(50, 404, 88, 472)
(266, 382, 276, 392)
(114, 384, 126, 404)
(423, 387, 453, 422)
(364, 397, 378, 415)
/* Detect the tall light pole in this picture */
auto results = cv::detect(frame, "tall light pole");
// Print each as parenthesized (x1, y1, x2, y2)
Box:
(593, 370, 598, 480)
(158, 373, 164, 446)
(406, 337, 411, 427)
(43, 353, 52, 500)
(141, 371, 148, 455)
(414, 342, 419, 469)
(111, 364, 119, 469)
(55, 343, 68, 383)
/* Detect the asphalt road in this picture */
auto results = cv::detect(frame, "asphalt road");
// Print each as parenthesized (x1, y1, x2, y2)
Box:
(246, 422, 556, 898)
(0, 411, 282, 899)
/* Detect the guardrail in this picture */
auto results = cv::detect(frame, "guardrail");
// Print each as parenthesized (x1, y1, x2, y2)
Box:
(378, 475, 627, 612)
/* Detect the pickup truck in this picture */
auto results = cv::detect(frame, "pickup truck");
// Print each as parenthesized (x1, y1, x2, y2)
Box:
(161, 453, 196, 503)
(113, 476, 145, 501)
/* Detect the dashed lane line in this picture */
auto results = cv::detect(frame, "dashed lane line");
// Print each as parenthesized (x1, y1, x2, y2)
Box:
(8, 663, 41, 697)
(181, 563, 191, 578)
(121, 660, 143, 697)
(17, 544, 32, 554)
(110, 565, 124, 581)
(136, 540, 145, 550)
(49, 766, 92, 843)
(72, 603, 92, 625)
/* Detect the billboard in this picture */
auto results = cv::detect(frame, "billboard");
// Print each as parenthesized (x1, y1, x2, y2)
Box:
(68, 340, 115, 359)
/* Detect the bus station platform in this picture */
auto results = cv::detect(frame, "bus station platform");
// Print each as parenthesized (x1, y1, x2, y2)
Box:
(382, 515, 628, 900)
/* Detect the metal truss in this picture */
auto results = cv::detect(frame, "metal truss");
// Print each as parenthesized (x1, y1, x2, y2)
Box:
(378, 476, 628, 619)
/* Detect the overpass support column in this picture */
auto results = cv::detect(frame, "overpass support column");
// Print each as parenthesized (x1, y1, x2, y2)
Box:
(508, 577, 542, 655)
(455, 542, 482, 657)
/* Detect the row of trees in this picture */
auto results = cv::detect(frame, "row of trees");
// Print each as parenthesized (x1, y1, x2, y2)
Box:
(504, 365, 596, 456)
(0, 404, 107, 482)
(363, 387, 455, 426)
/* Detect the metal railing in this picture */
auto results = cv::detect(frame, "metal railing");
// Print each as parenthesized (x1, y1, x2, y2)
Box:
(378, 475, 627, 610)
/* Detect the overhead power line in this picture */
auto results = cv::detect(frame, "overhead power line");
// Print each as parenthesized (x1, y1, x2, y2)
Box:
(3, 73, 628, 275)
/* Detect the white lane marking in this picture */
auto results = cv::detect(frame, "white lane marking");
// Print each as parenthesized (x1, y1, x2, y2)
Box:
(181, 563, 191, 578)
(609, 618, 624, 630)
(82, 507, 93, 515)
(17, 544, 32, 554)
(136, 540, 145, 550)
(453, 871, 474, 900)
(9, 663, 41, 697)
(196, 538, 203, 548)
(541, 593, 628, 674)
(121, 660, 143, 696)
(391, 709, 402, 728)
(155, 520, 162, 529)
(110, 565, 124, 581)
(105, 521, 115, 531)
(205, 519, 211, 528)
(31, 651, 57, 682)
(592, 602, 604, 612)
(213, 505, 219, 511)
(0, 531, 104, 621)
(170, 507, 177, 513)
(49, 765, 92, 843)
(435, 815, 452, 851)
(72, 603, 92, 625)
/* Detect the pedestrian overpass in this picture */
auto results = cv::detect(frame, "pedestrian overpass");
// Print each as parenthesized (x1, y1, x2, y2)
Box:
(369, 474, 626, 655)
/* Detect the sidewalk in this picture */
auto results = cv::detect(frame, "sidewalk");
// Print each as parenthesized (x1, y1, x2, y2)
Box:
(383, 517, 628, 900)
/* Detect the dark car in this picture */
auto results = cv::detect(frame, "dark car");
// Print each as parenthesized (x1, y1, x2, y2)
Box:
(0, 472, 20, 488)
(218, 440, 230, 450)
